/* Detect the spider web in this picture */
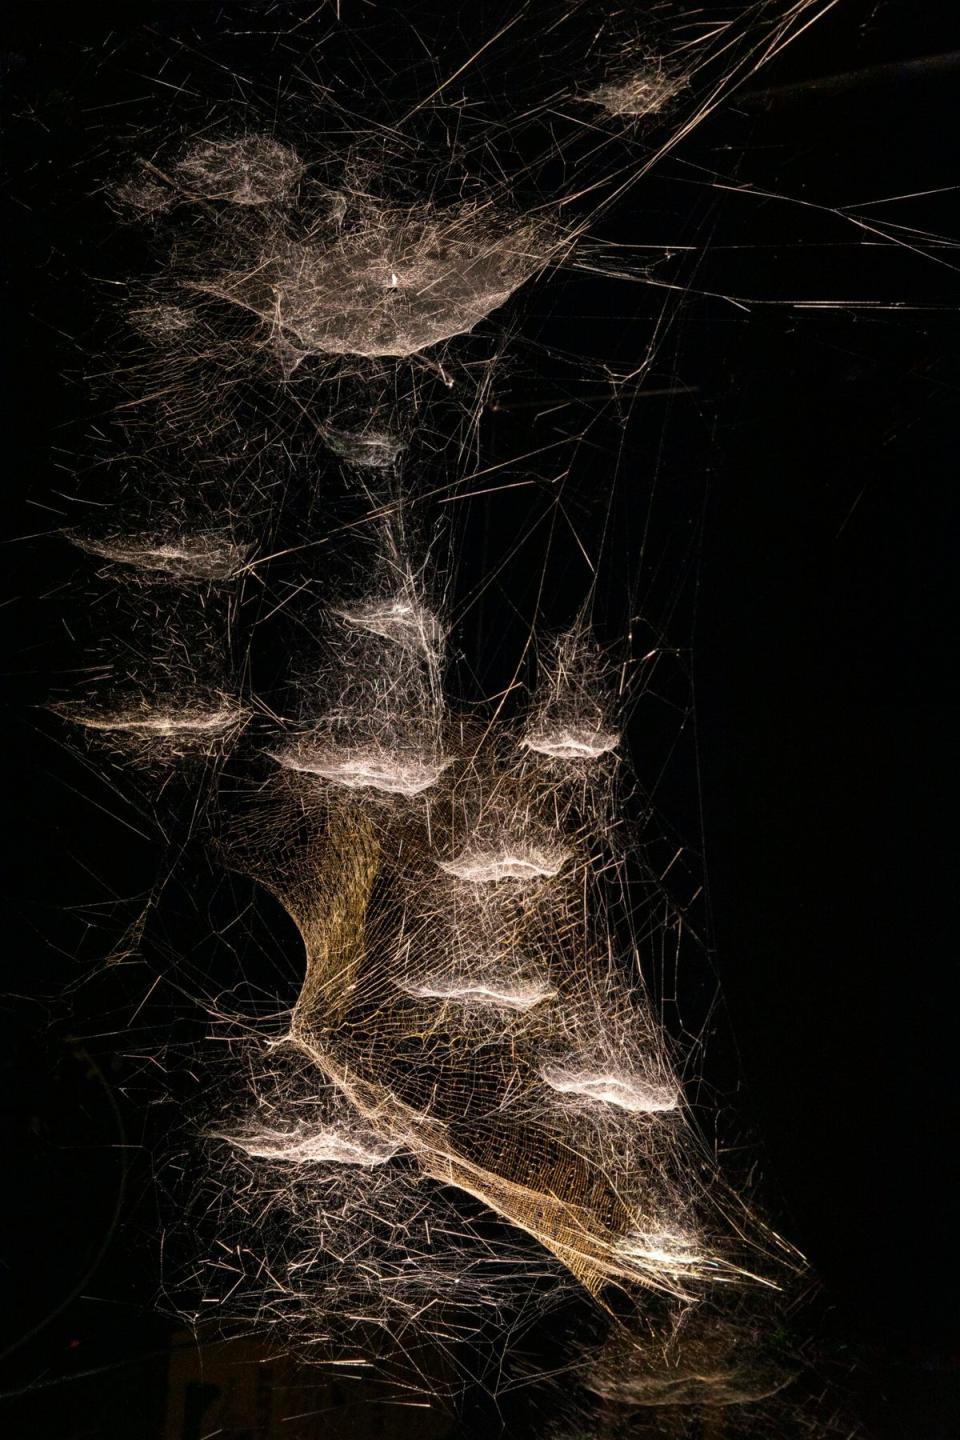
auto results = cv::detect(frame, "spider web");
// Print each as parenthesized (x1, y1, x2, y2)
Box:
(11, 2, 954, 1435)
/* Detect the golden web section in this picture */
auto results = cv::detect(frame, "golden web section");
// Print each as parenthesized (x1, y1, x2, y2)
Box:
(228, 790, 709, 1301)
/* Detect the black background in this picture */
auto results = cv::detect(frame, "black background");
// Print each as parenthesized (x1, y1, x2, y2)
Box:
(2, 3, 958, 1437)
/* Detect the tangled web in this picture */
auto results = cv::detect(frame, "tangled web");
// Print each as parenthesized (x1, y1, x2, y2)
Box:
(224, 591, 707, 1298)
(189, 203, 559, 364)
(45, 2, 880, 1434)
